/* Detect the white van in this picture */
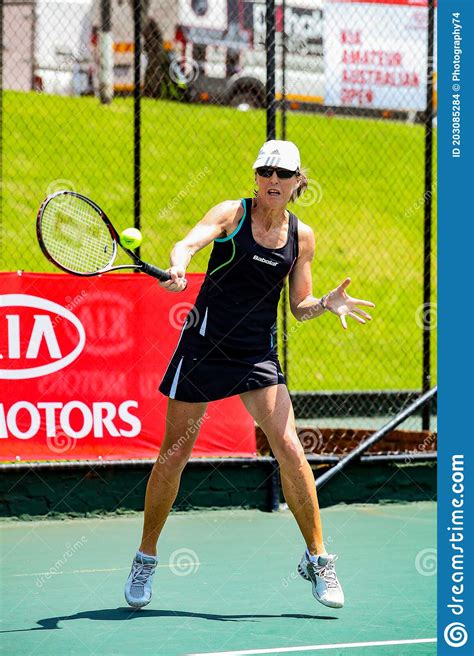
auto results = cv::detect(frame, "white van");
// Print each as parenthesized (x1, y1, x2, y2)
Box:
(4, 0, 324, 104)
(91, 0, 324, 107)
(173, 0, 324, 107)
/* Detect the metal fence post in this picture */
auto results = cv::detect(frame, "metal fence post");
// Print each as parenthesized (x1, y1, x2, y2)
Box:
(422, 0, 436, 430)
(280, 0, 289, 385)
(265, 0, 276, 141)
(281, 0, 287, 140)
(99, 0, 113, 104)
(133, 0, 142, 255)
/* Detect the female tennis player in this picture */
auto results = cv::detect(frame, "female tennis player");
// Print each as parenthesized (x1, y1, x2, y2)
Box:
(125, 140, 375, 610)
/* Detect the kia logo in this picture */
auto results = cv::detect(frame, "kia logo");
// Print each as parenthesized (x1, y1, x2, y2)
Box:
(73, 290, 134, 356)
(0, 294, 85, 380)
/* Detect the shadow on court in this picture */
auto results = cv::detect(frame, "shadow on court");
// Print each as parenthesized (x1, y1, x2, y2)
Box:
(1, 505, 436, 655)
(1, 608, 338, 633)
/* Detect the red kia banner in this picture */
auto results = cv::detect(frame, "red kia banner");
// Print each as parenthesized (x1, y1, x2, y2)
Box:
(0, 273, 256, 461)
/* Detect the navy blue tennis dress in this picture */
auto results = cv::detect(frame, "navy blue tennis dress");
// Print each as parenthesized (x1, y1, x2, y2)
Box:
(159, 197, 299, 402)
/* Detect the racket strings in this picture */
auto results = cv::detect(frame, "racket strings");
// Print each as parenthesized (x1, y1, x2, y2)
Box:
(41, 196, 115, 273)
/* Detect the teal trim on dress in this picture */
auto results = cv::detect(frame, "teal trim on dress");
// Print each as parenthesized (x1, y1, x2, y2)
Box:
(209, 238, 236, 276)
(215, 199, 246, 242)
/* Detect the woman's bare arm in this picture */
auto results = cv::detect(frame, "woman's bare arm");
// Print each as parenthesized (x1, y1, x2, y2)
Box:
(161, 200, 243, 292)
(289, 222, 326, 321)
(289, 222, 375, 328)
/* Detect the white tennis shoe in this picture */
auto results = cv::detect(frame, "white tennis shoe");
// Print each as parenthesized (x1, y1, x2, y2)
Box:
(298, 551, 344, 608)
(124, 552, 157, 608)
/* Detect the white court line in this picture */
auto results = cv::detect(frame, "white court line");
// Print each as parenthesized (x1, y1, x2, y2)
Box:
(188, 638, 437, 656)
(10, 567, 129, 577)
(10, 563, 201, 578)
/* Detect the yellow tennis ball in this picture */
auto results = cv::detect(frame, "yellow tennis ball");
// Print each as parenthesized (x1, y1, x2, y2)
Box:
(120, 227, 143, 249)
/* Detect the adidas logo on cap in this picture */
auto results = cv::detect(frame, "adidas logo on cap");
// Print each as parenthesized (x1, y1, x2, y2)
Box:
(253, 140, 301, 172)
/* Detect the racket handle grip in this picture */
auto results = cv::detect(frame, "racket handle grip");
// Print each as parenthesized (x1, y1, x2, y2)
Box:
(141, 261, 171, 281)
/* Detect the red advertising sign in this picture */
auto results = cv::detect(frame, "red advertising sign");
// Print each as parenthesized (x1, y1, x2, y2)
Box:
(0, 273, 256, 461)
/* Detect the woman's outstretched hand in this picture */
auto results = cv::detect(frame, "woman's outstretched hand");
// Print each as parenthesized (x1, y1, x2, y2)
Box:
(324, 278, 375, 330)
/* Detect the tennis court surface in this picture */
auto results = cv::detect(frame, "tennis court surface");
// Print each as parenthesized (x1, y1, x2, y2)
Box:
(1, 502, 436, 656)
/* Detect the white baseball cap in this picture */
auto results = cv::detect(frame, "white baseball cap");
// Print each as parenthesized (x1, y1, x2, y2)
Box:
(252, 140, 301, 172)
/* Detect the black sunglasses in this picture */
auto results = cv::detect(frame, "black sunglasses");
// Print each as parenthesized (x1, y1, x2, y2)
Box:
(256, 166, 297, 179)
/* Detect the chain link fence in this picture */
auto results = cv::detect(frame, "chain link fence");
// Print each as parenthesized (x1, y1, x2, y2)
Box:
(2, 0, 437, 427)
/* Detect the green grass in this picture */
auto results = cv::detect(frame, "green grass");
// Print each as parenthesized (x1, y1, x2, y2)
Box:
(3, 91, 437, 391)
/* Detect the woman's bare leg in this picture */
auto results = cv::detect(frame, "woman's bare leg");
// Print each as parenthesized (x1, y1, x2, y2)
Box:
(139, 398, 208, 556)
(240, 384, 325, 555)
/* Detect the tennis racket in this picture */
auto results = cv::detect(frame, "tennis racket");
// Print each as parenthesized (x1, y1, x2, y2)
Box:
(36, 190, 171, 281)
